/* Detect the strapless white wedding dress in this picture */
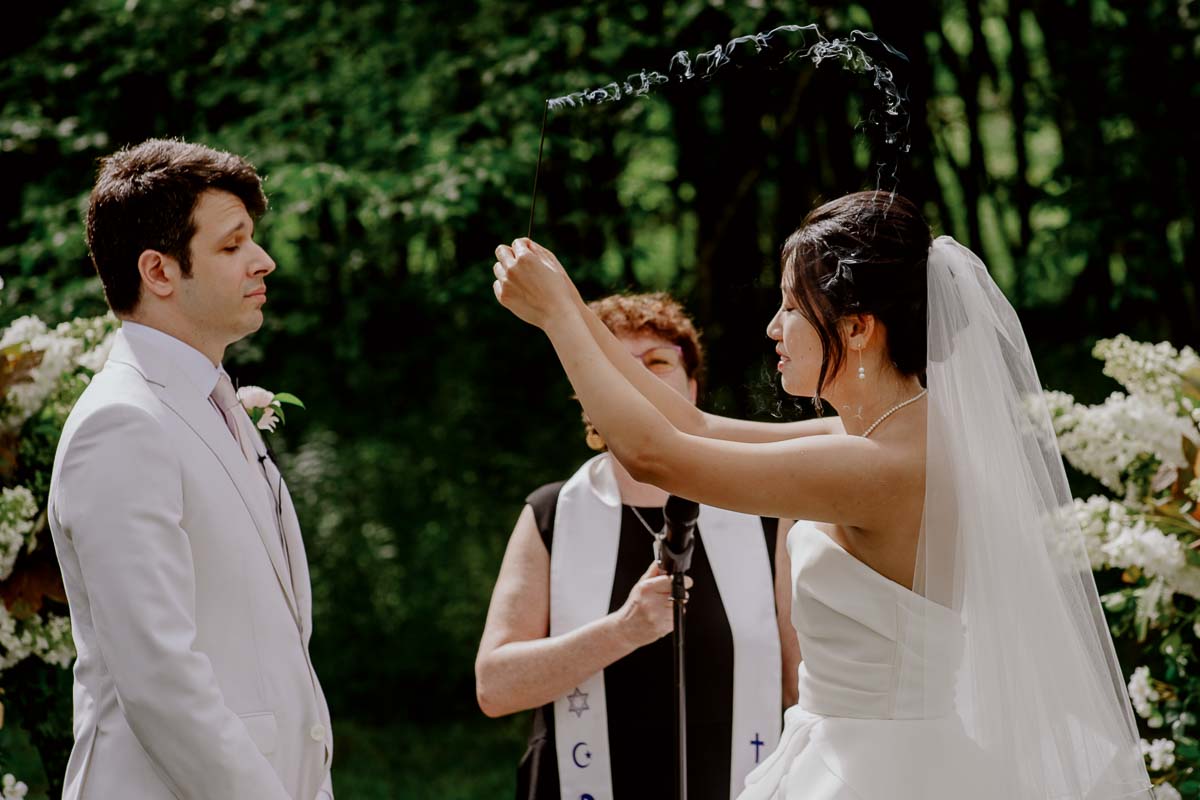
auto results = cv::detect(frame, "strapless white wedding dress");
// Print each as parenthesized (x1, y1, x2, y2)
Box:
(739, 521, 1020, 799)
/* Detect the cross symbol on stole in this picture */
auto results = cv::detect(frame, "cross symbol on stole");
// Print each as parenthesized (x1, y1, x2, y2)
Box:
(751, 732, 765, 763)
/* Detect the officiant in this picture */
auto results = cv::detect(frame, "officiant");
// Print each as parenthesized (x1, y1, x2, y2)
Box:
(475, 292, 799, 800)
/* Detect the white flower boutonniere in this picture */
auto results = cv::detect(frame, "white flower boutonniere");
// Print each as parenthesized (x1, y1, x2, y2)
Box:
(236, 385, 305, 432)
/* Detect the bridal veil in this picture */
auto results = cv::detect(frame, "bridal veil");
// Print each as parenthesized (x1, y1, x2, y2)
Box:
(915, 236, 1153, 798)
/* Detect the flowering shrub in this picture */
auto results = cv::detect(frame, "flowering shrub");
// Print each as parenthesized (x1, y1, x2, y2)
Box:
(0, 290, 117, 798)
(1046, 335, 1200, 798)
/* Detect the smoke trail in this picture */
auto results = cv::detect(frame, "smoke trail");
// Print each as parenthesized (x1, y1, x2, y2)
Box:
(527, 23, 911, 236)
(542, 23, 911, 189)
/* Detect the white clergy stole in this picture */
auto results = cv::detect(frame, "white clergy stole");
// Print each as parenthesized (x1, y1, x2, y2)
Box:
(550, 454, 782, 800)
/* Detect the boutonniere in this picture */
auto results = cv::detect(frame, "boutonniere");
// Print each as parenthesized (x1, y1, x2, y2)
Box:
(236, 385, 305, 432)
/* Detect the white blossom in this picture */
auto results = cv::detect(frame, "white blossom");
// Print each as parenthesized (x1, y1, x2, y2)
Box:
(1140, 738, 1176, 771)
(1046, 390, 1198, 500)
(1153, 781, 1181, 800)
(1094, 335, 1200, 410)
(76, 329, 116, 373)
(1128, 666, 1160, 719)
(0, 316, 82, 430)
(0, 486, 38, 581)
(236, 385, 275, 410)
(0, 773, 28, 800)
(256, 405, 279, 432)
(1070, 496, 1200, 598)
(0, 603, 74, 670)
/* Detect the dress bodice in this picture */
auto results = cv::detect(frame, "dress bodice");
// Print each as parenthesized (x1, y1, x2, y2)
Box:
(788, 520, 965, 720)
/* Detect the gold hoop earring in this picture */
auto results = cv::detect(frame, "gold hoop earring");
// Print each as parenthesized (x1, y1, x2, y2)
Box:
(585, 425, 607, 452)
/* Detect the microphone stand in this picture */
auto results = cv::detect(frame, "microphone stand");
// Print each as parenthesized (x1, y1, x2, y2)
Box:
(662, 496, 698, 800)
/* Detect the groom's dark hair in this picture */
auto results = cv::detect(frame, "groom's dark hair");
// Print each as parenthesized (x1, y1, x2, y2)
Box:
(86, 138, 268, 314)
(781, 190, 931, 410)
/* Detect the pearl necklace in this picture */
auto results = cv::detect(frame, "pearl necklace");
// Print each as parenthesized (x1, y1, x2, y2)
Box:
(862, 389, 928, 439)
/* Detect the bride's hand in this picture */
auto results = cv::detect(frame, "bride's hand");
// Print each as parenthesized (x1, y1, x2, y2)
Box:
(492, 238, 581, 329)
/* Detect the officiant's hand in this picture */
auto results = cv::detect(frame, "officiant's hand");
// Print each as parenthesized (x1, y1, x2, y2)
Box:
(492, 238, 581, 328)
(613, 562, 692, 649)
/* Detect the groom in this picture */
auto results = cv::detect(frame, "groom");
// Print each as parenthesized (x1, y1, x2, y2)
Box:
(47, 139, 333, 799)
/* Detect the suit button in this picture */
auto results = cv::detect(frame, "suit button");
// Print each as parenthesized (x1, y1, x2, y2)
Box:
(310, 724, 325, 742)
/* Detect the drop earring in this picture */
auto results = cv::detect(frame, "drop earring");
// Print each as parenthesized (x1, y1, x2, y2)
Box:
(857, 349, 866, 381)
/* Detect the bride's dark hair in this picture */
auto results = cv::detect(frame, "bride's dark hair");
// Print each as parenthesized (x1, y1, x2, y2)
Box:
(781, 190, 931, 408)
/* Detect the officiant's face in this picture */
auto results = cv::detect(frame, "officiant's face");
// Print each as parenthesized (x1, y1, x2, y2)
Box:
(618, 332, 698, 404)
(178, 189, 276, 344)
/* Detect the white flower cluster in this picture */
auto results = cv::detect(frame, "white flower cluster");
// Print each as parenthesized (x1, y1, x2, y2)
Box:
(71, 315, 118, 374)
(0, 486, 38, 581)
(1128, 666, 1161, 719)
(1140, 738, 1177, 771)
(1095, 335, 1200, 412)
(1154, 782, 1182, 800)
(0, 774, 27, 800)
(0, 602, 74, 670)
(0, 314, 116, 432)
(1045, 390, 1198, 500)
(1046, 339, 1200, 786)
(1073, 496, 1200, 599)
(0, 316, 77, 430)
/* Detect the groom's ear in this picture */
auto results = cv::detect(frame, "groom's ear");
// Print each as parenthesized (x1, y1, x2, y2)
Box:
(137, 249, 179, 301)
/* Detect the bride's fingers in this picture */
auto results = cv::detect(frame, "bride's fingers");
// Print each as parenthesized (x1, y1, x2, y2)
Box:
(494, 244, 515, 265)
(492, 261, 505, 280)
(492, 280, 503, 302)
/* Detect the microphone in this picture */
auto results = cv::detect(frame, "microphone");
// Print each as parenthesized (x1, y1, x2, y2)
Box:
(663, 494, 696, 797)
(661, 495, 698, 576)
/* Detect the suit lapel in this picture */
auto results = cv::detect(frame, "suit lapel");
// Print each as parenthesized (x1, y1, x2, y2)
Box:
(254, 435, 313, 639)
(106, 331, 302, 627)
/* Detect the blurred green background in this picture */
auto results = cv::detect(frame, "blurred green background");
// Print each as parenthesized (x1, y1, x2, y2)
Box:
(1, 0, 1197, 796)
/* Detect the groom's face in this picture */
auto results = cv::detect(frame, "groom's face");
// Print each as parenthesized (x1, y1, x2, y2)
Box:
(177, 189, 276, 345)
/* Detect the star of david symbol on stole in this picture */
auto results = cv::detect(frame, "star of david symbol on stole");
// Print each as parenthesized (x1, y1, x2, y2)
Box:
(567, 686, 590, 717)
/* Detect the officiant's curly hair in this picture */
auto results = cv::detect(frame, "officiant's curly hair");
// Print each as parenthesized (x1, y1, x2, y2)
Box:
(86, 138, 268, 314)
(782, 190, 931, 411)
(579, 292, 704, 452)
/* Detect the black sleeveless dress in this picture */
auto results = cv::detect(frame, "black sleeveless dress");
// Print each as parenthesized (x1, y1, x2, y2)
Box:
(516, 481, 778, 800)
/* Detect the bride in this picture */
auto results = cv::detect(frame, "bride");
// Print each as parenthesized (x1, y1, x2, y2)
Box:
(491, 190, 1153, 799)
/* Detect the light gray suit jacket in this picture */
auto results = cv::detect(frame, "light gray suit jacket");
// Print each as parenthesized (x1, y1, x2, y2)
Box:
(48, 329, 333, 799)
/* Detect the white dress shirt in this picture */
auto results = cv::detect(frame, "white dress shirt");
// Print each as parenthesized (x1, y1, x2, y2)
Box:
(119, 321, 230, 431)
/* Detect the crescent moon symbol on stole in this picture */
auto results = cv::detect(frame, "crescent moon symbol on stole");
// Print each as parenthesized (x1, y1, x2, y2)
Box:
(572, 741, 591, 768)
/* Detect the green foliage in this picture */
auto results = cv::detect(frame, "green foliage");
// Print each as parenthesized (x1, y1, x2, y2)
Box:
(0, 659, 73, 800)
(328, 716, 525, 799)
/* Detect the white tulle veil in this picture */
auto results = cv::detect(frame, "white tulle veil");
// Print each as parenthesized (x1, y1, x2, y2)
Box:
(915, 236, 1153, 798)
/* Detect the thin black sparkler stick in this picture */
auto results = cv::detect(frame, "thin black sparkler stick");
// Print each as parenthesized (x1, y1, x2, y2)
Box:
(527, 100, 550, 239)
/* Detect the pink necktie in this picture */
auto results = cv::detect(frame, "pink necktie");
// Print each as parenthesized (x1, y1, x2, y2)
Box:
(210, 372, 292, 573)
(210, 372, 256, 465)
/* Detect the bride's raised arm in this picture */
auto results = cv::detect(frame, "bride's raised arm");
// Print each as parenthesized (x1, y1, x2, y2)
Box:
(493, 238, 894, 527)
(499, 240, 843, 445)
